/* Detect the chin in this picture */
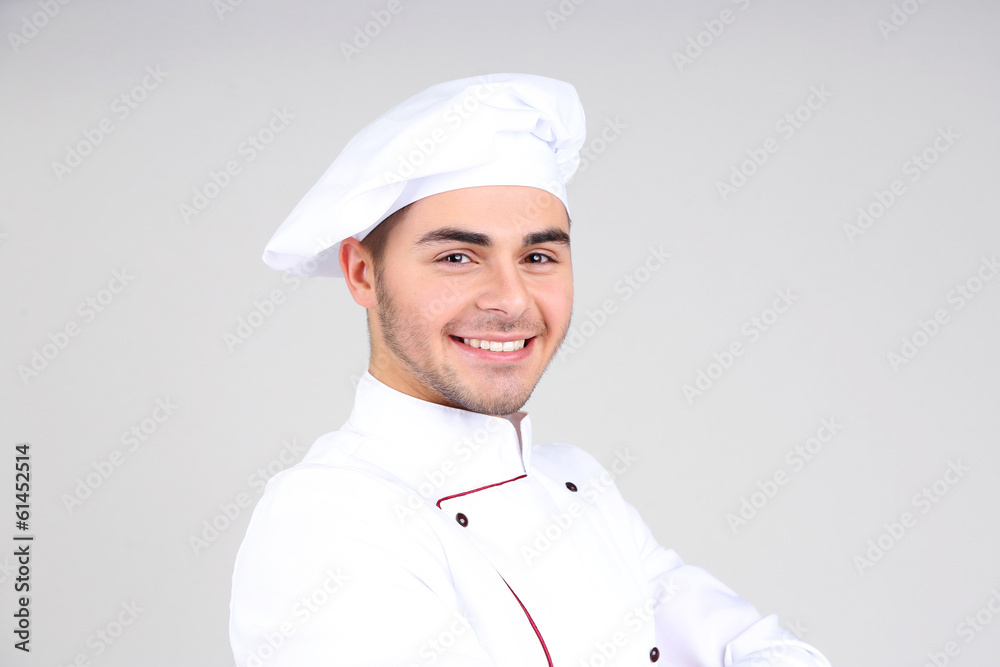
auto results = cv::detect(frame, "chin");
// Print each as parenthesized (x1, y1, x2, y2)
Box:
(447, 376, 535, 416)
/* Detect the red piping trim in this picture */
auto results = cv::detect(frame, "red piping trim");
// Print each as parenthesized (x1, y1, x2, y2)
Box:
(502, 576, 553, 666)
(435, 474, 527, 509)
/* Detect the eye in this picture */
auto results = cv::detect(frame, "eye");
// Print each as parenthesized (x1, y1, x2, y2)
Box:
(439, 253, 471, 264)
(525, 252, 556, 264)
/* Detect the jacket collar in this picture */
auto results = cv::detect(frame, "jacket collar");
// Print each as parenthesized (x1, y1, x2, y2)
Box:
(341, 371, 533, 504)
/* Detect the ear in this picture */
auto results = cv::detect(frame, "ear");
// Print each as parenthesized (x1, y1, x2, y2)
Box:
(340, 238, 377, 309)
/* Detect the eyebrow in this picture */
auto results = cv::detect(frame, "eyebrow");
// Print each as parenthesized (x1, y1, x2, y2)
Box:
(414, 226, 570, 249)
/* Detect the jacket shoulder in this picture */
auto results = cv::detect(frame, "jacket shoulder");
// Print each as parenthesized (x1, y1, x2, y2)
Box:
(531, 441, 613, 479)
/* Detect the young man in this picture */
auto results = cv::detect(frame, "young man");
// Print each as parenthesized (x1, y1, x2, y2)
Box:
(230, 73, 832, 666)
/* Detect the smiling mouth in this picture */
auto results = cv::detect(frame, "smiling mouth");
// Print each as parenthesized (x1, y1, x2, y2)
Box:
(451, 336, 533, 352)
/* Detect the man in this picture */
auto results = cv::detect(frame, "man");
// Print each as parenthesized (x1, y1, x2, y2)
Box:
(230, 73, 832, 666)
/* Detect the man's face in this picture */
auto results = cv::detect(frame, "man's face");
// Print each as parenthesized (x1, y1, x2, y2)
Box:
(364, 185, 573, 416)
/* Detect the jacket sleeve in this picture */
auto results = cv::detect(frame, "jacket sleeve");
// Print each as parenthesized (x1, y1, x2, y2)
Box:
(229, 466, 495, 667)
(541, 441, 832, 666)
(620, 497, 833, 666)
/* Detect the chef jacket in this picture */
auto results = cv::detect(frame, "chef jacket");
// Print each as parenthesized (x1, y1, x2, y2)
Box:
(230, 371, 832, 666)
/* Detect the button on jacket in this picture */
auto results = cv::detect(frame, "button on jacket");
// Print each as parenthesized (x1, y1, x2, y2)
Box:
(230, 372, 831, 666)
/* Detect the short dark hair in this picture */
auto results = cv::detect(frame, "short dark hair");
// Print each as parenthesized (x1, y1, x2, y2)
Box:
(359, 204, 410, 280)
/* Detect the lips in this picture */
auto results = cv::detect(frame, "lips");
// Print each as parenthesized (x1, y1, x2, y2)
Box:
(463, 338, 524, 352)
(450, 336, 534, 353)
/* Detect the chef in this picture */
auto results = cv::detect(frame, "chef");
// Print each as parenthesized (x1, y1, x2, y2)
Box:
(229, 73, 832, 666)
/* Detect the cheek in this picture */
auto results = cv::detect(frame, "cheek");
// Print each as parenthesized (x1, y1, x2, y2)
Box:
(533, 280, 574, 325)
(410, 281, 469, 331)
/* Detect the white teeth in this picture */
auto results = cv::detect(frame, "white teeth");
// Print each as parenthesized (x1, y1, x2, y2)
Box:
(461, 337, 527, 352)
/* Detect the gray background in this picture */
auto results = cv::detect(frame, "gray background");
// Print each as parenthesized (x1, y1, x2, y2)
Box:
(2, 0, 999, 665)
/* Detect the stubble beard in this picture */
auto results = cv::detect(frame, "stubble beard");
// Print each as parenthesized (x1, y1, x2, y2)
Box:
(373, 275, 564, 416)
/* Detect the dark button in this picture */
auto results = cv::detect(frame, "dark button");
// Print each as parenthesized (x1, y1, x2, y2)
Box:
(455, 513, 468, 527)
(650, 646, 659, 662)
(565, 481, 578, 492)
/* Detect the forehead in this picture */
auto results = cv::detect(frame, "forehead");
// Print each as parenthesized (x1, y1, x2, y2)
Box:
(393, 185, 570, 238)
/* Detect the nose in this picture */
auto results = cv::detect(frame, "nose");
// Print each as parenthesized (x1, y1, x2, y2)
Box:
(475, 260, 531, 319)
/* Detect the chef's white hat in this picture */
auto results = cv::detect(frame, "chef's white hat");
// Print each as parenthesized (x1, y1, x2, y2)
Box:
(262, 73, 586, 277)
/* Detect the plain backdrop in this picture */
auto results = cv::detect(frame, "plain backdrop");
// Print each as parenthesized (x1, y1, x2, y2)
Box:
(2, 1, 999, 665)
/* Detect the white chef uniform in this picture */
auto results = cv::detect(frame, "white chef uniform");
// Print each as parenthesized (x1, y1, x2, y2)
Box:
(230, 371, 831, 666)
